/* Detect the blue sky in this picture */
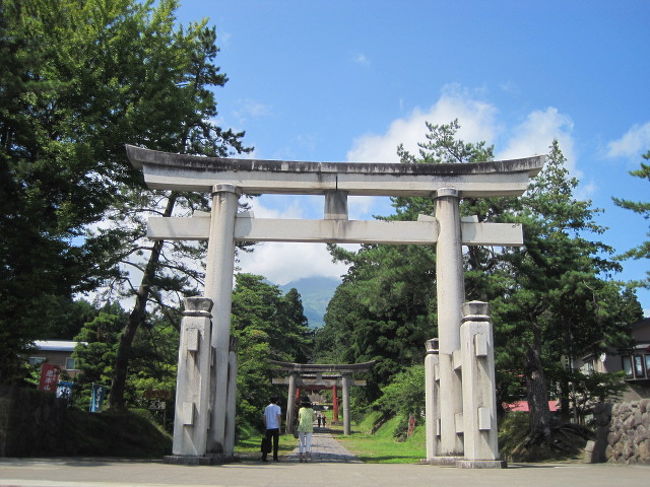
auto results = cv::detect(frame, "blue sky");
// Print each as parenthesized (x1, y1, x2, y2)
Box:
(176, 1, 650, 314)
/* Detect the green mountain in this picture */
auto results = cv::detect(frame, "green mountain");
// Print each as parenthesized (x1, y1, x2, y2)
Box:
(279, 276, 340, 328)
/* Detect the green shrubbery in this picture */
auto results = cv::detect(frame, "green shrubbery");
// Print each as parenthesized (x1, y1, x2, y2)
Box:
(0, 387, 171, 457)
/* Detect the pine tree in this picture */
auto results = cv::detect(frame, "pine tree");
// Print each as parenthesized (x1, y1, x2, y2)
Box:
(612, 151, 650, 285)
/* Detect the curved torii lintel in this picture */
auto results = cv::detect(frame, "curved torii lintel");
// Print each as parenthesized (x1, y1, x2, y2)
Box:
(268, 359, 376, 374)
(126, 145, 545, 197)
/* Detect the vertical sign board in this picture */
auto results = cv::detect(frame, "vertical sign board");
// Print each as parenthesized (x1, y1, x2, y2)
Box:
(39, 364, 60, 392)
(89, 384, 107, 412)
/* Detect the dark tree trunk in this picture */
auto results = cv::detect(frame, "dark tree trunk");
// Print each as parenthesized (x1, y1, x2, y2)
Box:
(108, 192, 177, 409)
(524, 338, 552, 445)
(558, 376, 571, 423)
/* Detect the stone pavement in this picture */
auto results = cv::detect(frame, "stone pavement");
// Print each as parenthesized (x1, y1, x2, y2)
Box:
(1, 457, 649, 487)
(1, 432, 649, 487)
(284, 432, 362, 463)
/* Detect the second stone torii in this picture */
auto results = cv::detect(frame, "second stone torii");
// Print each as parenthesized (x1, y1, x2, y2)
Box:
(269, 360, 374, 436)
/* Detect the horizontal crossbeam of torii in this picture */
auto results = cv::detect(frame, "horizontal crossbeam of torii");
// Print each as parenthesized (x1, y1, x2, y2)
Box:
(126, 144, 545, 464)
(146, 212, 524, 246)
(271, 377, 367, 387)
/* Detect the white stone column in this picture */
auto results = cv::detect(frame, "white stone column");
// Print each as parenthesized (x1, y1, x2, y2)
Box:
(285, 373, 297, 434)
(170, 297, 213, 458)
(224, 336, 238, 457)
(342, 373, 351, 435)
(458, 301, 504, 468)
(424, 338, 440, 461)
(205, 184, 239, 454)
(435, 188, 465, 456)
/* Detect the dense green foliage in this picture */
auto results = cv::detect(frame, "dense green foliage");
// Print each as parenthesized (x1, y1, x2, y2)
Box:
(72, 302, 178, 414)
(68, 274, 311, 434)
(0, 0, 250, 400)
(371, 364, 425, 439)
(232, 274, 313, 429)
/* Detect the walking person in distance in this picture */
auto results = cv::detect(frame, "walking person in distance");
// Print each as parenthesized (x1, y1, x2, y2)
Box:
(297, 400, 315, 462)
(262, 397, 282, 462)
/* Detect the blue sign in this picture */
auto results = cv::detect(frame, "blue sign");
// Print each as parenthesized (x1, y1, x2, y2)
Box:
(56, 381, 74, 403)
(90, 384, 107, 412)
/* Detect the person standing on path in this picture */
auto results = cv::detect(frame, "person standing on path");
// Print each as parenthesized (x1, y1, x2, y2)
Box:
(262, 397, 282, 462)
(297, 400, 315, 462)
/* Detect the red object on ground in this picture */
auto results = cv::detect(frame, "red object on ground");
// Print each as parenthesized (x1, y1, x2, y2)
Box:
(503, 400, 560, 412)
(38, 364, 60, 392)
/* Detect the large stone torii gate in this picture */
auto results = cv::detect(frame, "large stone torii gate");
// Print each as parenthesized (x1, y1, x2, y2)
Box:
(126, 144, 544, 466)
(269, 360, 374, 436)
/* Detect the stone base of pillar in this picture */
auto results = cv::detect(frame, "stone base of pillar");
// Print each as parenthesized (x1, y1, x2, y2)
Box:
(425, 456, 462, 465)
(163, 453, 226, 465)
(456, 459, 507, 469)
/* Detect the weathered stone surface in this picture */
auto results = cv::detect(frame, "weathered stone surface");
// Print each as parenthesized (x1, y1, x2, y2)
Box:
(623, 413, 635, 429)
(638, 440, 650, 460)
(605, 400, 650, 464)
(607, 430, 621, 444)
(634, 424, 648, 443)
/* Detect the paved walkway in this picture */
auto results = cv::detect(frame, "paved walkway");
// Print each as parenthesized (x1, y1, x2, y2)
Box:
(1, 457, 649, 487)
(284, 432, 361, 463)
(1, 432, 649, 487)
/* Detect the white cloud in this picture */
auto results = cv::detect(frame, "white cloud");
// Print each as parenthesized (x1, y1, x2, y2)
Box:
(348, 196, 378, 219)
(575, 180, 597, 201)
(236, 89, 583, 287)
(497, 107, 576, 173)
(233, 98, 272, 123)
(248, 196, 307, 219)
(353, 52, 370, 66)
(237, 241, 350, 285)
(606, 122, 650, 159)
(499, 80, 520, 95)
(346, 87, 498, 163)
(237, 197, 352, 284)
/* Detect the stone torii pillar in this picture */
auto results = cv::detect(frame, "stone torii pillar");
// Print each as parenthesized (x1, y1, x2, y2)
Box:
(166, 297, 213, 463)
(424, 338, 440, 461)
(285, 373, 298, 435)
(204, 184, 238, 456)
(341, 373, 352, 435)
(458, 301, 504, 468)
(435, 188, 465, 457)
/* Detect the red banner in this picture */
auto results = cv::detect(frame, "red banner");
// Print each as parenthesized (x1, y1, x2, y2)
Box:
(39, 364, 61, 392)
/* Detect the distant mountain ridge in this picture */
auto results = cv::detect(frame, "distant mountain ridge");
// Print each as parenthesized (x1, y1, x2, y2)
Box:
(279, 276, 340, 328)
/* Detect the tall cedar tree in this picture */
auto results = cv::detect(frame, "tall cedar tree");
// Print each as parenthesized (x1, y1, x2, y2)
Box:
(0, 1, 251, 391)
(492, 140, 641, 446)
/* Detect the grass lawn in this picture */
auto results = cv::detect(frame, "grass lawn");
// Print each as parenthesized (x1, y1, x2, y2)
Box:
(335, 414, 426, 464)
